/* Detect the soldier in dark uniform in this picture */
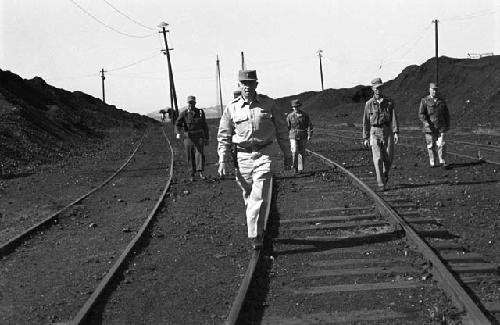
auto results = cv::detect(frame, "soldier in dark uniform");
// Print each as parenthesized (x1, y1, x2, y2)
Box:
(362, 78, 399, 191)
(176, 95, 209, 181)
(418, 83, 451, 168)
(286, 99, 313, 174)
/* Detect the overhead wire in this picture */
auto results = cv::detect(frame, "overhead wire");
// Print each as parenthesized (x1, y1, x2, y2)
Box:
(101, 0, 156, 31)
(107, 53, 162, 72)
(67, 0, 155, 39)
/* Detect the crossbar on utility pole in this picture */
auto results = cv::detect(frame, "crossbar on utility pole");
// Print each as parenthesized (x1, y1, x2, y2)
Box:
(100, 68, 106, 103)
(159, 22, 179, 121)
(433, 19, 439, 85)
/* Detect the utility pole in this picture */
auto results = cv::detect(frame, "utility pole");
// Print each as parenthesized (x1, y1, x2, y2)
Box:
(158, 22, 179, 121)
(432, 19, 439, 85)
(100, 68, 106, 103)
(216, 55, 224, 116)
(317, 49, 324, 91)
(241, 51, 245, 70)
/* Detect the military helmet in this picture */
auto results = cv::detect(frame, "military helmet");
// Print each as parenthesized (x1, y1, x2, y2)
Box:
(238, 70, 258, 81)
(291, 99, 302, 107)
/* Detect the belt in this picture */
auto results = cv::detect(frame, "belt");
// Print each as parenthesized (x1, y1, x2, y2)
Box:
(236, 142, 272, 153)
(372, 123, 389, 127)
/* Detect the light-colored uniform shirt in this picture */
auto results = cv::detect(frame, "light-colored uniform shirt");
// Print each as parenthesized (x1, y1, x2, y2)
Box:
(362, 95, 399, 141)
(217, 94, 291, 163)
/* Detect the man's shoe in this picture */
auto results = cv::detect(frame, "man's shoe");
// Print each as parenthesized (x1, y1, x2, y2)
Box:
(251, 235, 263, 250)
(189, 174, 195, 182)
(198, 172, 207, 180)
(442, 163, 450, 170)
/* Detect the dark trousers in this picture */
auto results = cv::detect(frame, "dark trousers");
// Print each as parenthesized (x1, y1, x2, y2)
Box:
(184, 137, 205, 175)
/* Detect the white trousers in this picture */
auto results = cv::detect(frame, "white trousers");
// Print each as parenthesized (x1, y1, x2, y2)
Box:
(425, 133, 446, 166)
(235, 151, 272, 238)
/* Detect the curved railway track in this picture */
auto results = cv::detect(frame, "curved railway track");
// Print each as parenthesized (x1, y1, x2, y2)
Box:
(319, 128, 500, 166)
(228, 146, 499, 324)
(0, 125, 173, 325)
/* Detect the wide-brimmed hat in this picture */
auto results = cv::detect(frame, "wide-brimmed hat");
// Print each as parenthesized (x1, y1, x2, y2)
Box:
(429, 82, 438, 89)
(238, 70, 258, 82)
(291, 99, 302, 107)
(371, 77, 383, 88)
(187, 95, 196, 103)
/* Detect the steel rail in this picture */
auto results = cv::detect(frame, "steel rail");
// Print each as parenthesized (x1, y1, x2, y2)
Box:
(320, 131, 500, 166)
(225, 177, 274, 325)
(66, 126, 174, 325)
(308, 149, 492, 324)
(0, 131, 148, 257)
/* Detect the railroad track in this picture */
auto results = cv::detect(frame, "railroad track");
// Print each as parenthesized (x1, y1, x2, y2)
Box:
(227, 148, 499, 324)
(318, 128, 500, 166)
(0, 125, 173, 325)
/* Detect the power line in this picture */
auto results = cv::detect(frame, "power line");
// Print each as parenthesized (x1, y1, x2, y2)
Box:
(107, 53, 162, 72)
(68, 0, 155, 39)
(101, 0, 155, 31)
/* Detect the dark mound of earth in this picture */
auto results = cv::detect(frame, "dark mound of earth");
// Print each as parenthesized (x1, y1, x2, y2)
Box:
(0, 69, 155, 174)
(275, 55, 500, 129)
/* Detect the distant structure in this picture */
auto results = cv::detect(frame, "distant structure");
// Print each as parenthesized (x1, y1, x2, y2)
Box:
(467, 52, 494, 59)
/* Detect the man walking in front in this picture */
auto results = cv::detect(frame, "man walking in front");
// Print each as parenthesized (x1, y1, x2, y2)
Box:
(418, 83, 451, 169)
(217, 70, 292, 249)
(176, 95, 209, 181)
(287, 99, 313, 174)
(363, 78, 399, 191)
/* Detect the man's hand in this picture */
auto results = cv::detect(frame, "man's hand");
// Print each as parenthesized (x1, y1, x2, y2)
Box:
(284, 156, 293, 170)
(363, 139, 370, 148)
(176, 133, 181, 139)
(394, 133, 399, 144)
(218, 162, 228, 177)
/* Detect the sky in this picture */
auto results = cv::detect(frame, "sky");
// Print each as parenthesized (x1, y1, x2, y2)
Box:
(1, 0, 499, 116)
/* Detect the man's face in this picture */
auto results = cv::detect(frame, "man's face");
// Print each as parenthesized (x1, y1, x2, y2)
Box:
(239, 80, 258, 99)
(188, 101, 195, 108)
(429, 88, 437, 97)
(372, 86, 382, 98)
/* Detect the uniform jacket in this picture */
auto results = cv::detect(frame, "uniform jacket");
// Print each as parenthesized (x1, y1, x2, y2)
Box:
(286, 110, 313, 140)
(217, 94, 291, 163)
(418, 95, 450, 133)
(362, 95, 399, 140)
(176, 107, 209, 140)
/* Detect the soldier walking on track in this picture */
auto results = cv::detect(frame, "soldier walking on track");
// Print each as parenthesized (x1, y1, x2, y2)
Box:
(217, 70, 292, 249)
(418, 83, 451, 169)
(287, 99, 313, 174)
(363, 78, 399, 191)
(176, 95, 209, 181)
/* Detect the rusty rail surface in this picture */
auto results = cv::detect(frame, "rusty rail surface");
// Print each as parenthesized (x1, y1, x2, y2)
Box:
(225, 177, 274, 325)
(67, 126, 174, 325)
(308, 149, 492, 325)
(0, 131, 148, 257)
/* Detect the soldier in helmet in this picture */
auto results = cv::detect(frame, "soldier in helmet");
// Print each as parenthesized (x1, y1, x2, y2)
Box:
(217, 70, 292, 249)
(362, 78, 399, 191)
(418, 83, 451, 168)
(286, 99, 313, 174)
(176, 95, 209, 181)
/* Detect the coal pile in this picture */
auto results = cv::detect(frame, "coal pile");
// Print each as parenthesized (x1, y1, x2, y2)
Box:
(276, 55, 500, 129)
(0, 69, 154, 174)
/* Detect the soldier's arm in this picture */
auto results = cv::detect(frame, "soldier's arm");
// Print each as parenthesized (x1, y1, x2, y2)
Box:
(418, 99, 429, 125)
(272, 103, 292, 157)
(217, 108, 233, 163)
(391, 102, 399, 134)
(307, 115, 313, 138)
(201, 109, 209, 140)
(175, 111, 185, 134)
(362, 102, 370, 140)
